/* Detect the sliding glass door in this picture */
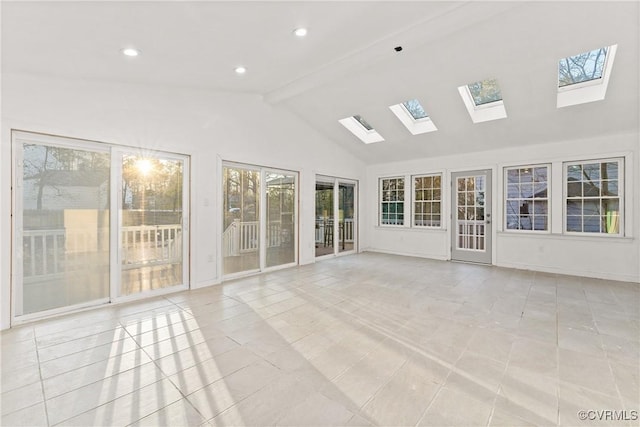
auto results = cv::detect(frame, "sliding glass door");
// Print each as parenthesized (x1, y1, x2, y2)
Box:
(315, 181, 334, 257)
(222, 166, 261, 275)
(222, 163, 297, 277)
(120, 154, 186, 295)
(315, 176, 357, 258)
(17, 142, 111, 315)
(13, 132, 189, 320)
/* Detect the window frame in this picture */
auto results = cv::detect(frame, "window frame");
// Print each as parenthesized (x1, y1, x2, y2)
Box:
(412, 173, 443, 229)
(379, 176, 406, 227)
(563, 157, 624, 236)
(503, 164, 551, 233)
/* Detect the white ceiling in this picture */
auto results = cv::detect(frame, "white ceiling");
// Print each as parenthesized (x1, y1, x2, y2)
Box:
(3, 1, 639, 164)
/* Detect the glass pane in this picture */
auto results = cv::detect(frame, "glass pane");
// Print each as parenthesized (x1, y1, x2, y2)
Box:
(567, 182, 582, 197)
(316, 181, 334, 255)
(506, 214, 519, 230)
(604, 162, 618, 180)
(558, 47, 608, 87)
(21, 144, 110, 314)
(602, 181, 618, 196)
(533, 167, 548, 182)
(224, 167, 260, 273)
(567, 164, 582, 181)
(266, 172, 296, 267)
(567, 216, 582, 232)
(121, 155, 184, 294)
(520, 183, 534, 198)
(467, 78, 502, 105)
(583, 216, 601, 233)
(507, 184, 520, 199)
(533, 215, 548, 231)
(353, 115, 373, 130)
(583, 163, 600, 181)
(339, 183, 355, 253)
(507, 169, 519, 184)
(584, 181, 600, 197)
(402, 99, 428, 120)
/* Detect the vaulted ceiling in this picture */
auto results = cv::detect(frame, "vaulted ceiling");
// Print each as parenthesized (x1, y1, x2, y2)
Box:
(3, 1, 638, 164)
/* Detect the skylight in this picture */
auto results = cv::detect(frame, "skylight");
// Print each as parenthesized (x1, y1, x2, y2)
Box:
(353, 115, 373, 131)
(402, 99, 428, 120)
(467, 79, 502, 106)
(458, 78, 507, 123)
(559, 47, 608, 87)
(557, 44, 617, 108)
(389, 99, 437, 135)
(338, 115, 384, 144)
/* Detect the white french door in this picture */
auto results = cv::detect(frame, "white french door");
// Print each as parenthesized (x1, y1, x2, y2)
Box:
(451, 170, 492, 264)
(12, 131, 189, 321)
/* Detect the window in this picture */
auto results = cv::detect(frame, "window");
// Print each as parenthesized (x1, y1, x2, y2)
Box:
(559, 47, 608, 88)
(380, 177, 405, 225)
(389, 99, 438, 135)
(457, 78, 507, 123)
(402, 99, 428, 120)
(338, 115, 384, 144)
(505, 165, 549, 231)
(557, 44, 617, 108)
(565, 159, 623, 234)
(467, 79, 503, 106)
(353, 114, 373, 130)
(414, 174, 442, 227)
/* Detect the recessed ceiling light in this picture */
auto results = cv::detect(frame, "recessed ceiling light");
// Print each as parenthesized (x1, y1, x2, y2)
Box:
(121, 47, 141, 57)
(235, 66, 247, 74)
(293, 28, 307, 37)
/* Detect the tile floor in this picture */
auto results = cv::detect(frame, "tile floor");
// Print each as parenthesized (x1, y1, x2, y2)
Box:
(1, 253, 639, 426)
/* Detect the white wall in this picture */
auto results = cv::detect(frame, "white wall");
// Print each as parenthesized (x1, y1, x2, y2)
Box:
(0, 73, 366, 329)
(364, 133, 640, 283)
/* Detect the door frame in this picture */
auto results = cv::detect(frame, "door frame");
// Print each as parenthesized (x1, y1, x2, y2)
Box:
(449, 168, 495, 265)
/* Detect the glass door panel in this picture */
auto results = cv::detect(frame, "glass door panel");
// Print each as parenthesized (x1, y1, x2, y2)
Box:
(315, 181, 335, 257)
(19, 143, 110, 315)
(266, 172, 296, 268)
(223, 166, 260, 275)
(120, 155, 184, 295)
(451, 170, 492, 264)
(339, 183, 356, 253)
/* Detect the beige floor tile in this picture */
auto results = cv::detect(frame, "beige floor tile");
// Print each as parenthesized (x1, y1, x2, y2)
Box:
(40, 336, 139, 379)
(0, 362, 41, 394)
(558, 348, 617, 396)
(418, 387, 493, 426)
(37, 327, 129, 362)
(153, 336, 239, 376)
(508, 337, 557, 377)
(496, 366, 558, 425)
(58, 378, 183, 426)
(361, 361, 441, 426)
(557, 383, 629, 427)
(0, 381, 44, 416)
(0, 401, 48, 427)
(275, 392, 355, 426)
(211, 374, 314, 426)
(130, 398, 207, 427)
(46, 361, 165, 425)
(43, 350, 154, 398)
